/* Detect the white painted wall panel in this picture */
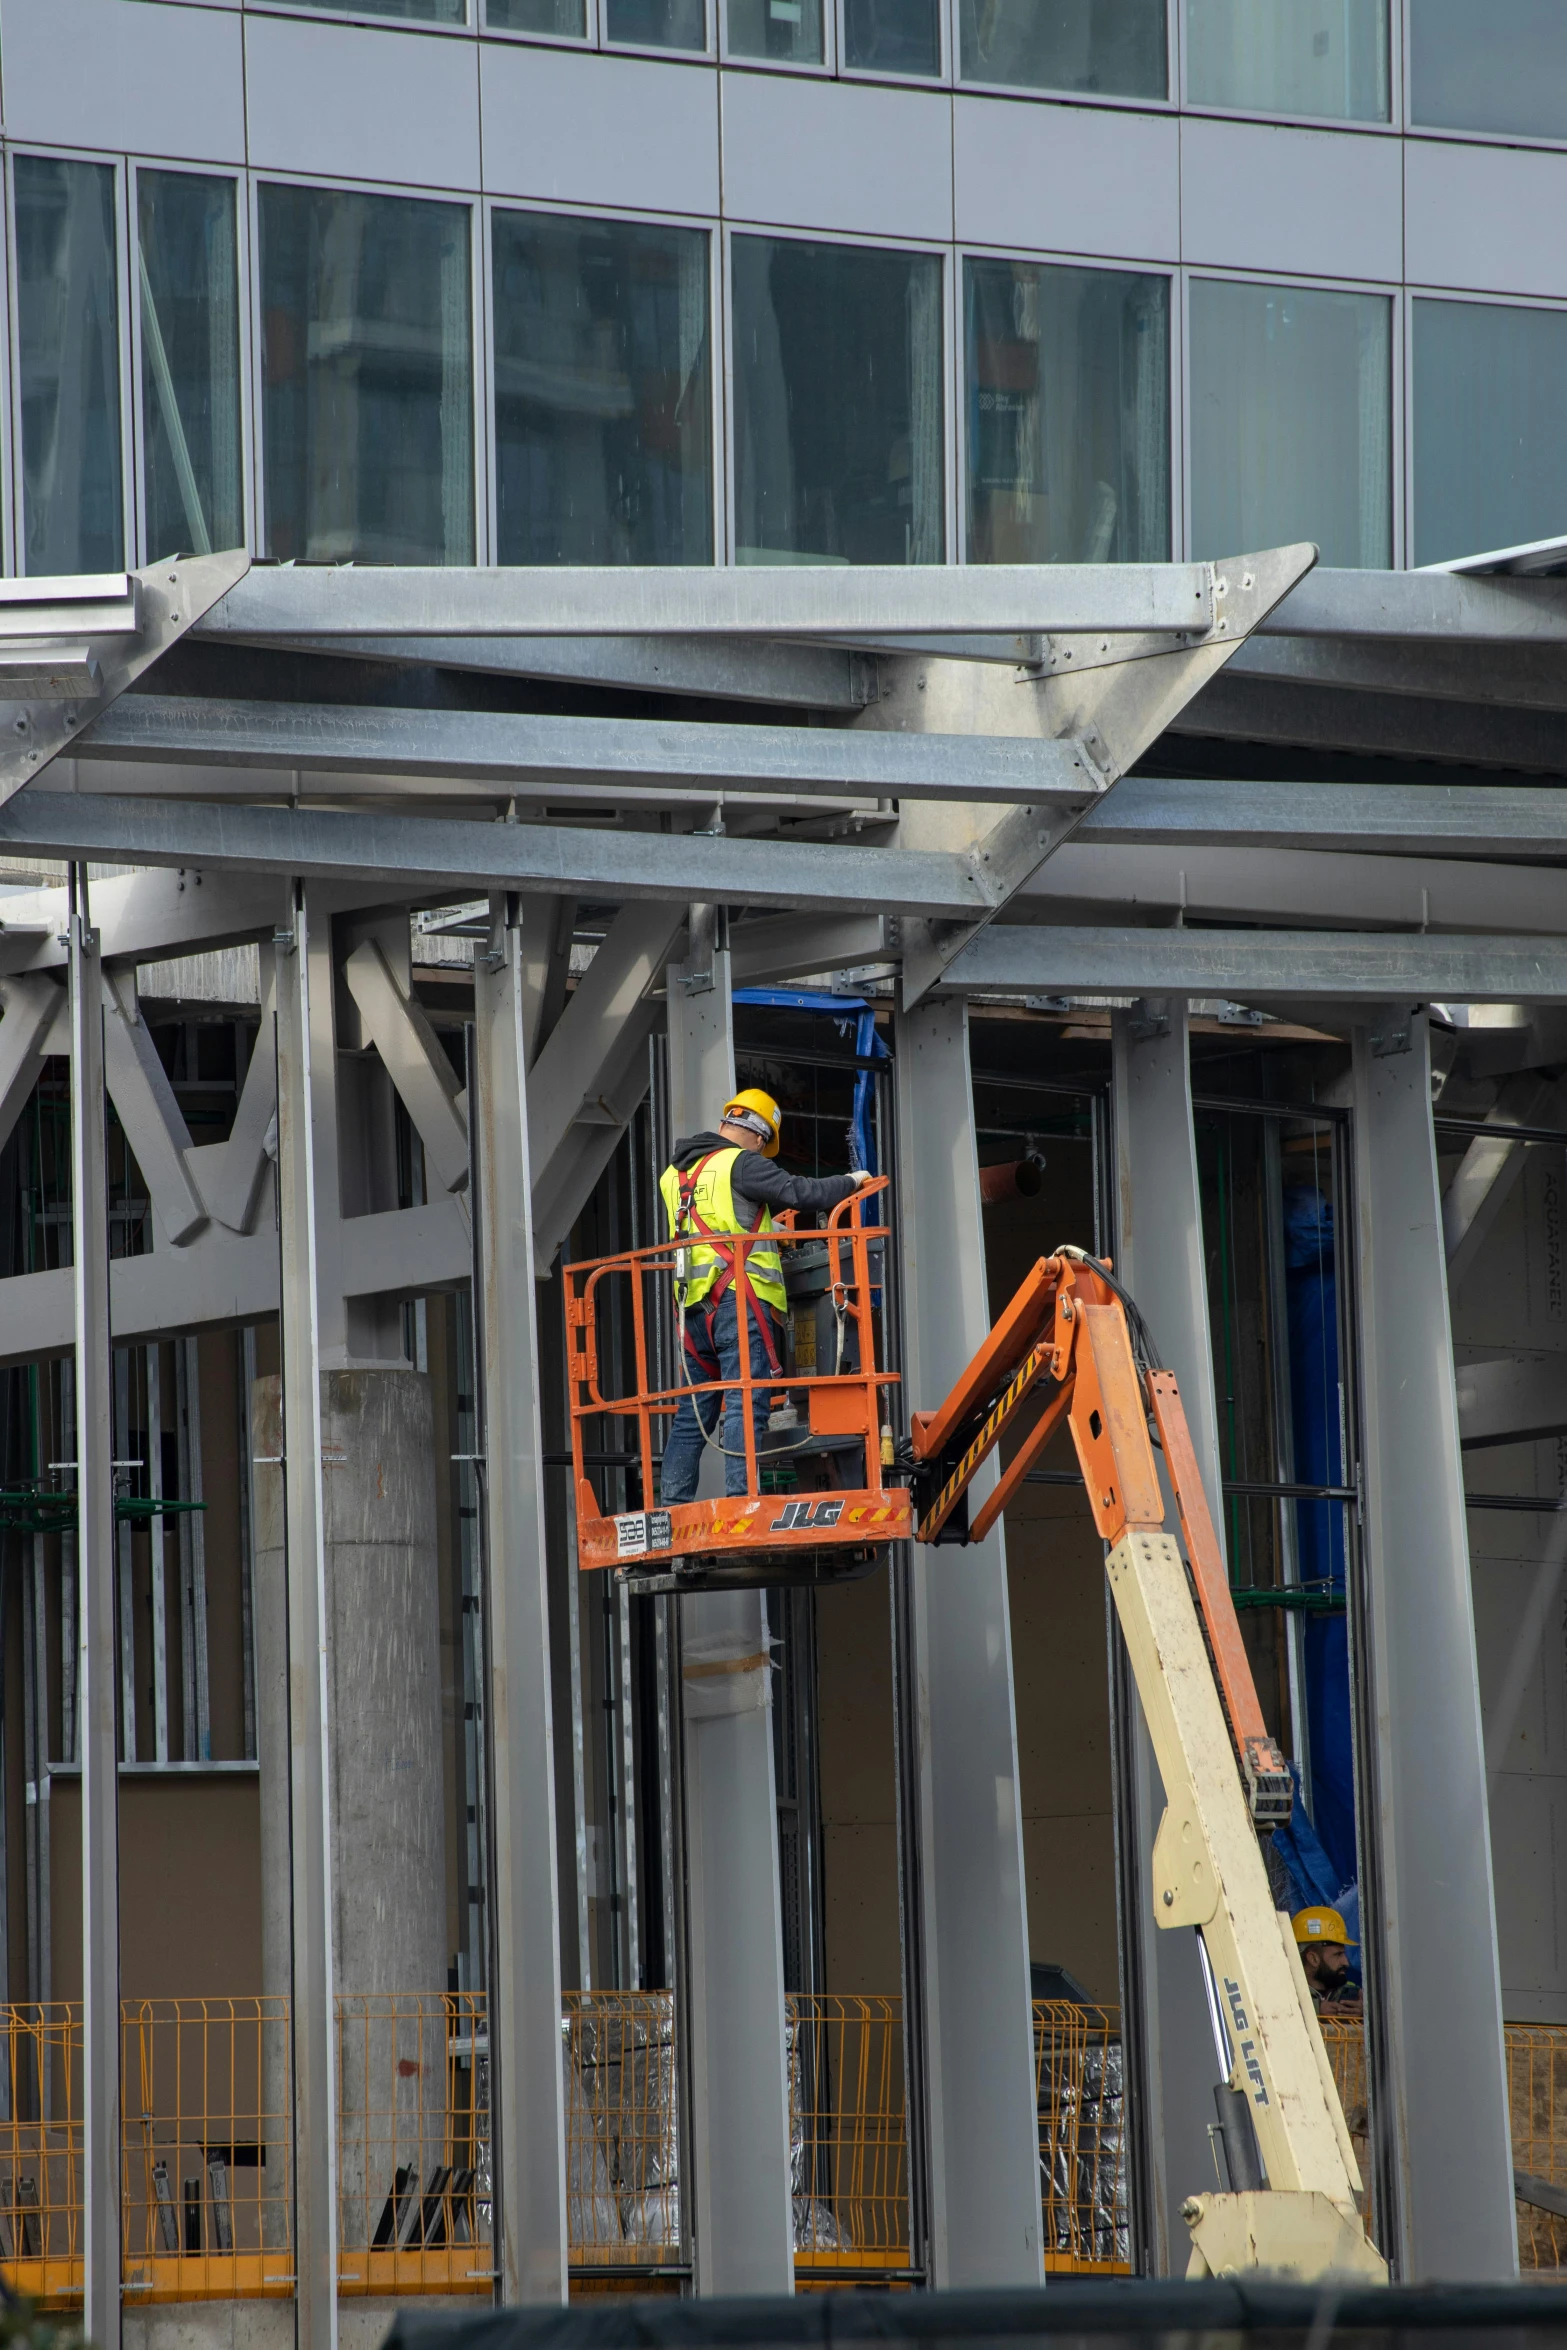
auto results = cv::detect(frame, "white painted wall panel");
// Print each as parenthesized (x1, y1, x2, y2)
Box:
(720, 74, 952, 241)
(0, 0, 245, 163)
(1181, 117, 1402, 285)
(1407, 137, 1567, 301)
(244, 17, 480, 191)
(482, 47, 718, 217)
(954, 97, 1178, 262)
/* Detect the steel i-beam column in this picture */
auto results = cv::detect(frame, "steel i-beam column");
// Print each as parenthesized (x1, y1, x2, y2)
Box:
(1351, 1008, 1515, 2280)
(274, 882, 339, 2350)
(892, 998, 1041, 2288)
(666, 907, 795, 2297)
(1110, 1003, 1235, 2272)
(72, 871, 120, 2350)
(473, 892, 569, 2302)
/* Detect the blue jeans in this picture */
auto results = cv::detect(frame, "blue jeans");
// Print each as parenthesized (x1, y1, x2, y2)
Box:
(658, 1290, 778, 1502)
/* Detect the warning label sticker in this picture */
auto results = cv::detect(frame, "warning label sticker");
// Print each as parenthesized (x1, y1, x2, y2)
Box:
(614, 1513, 649, 1558)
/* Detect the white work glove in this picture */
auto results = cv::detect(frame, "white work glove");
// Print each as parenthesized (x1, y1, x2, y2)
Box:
(848, 1169, 875, 1187)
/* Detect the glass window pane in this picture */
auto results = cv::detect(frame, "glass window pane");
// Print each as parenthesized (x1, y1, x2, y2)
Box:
(260, 184, 474, 565)
(284, 0, 465, 19)
(1413, 300, 1567, 567)
(959, 0, 1165, 97)
(1189, 277, 1390, 570)
(493, 212, 712, 565)
(138, 172, 243, 562)
(1411, 0, 1567, 141)
(733, 236, 944, 565)
(1187, 0, 1388, 121)
(845, 0, 940, 76)
(605, 0, 705, 46)
(486, 0, 587, 32)
(15, 155, 124, 576)
(727, 0, 823, 68)
(965, 258, 1169, 564)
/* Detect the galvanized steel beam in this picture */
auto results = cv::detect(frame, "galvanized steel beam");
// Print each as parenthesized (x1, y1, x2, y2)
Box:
(1258, 566, 1567, 644)
(665, 913, 796, 2297)
(938, 927, 1567, 1003)
(1108, 1004, 1236, 2274)
(892, 998, 1041, 2287)
(0, 792, 990, 919)
(1076, 776, 1567, 860)
(76, 695, 1102, 808)
(1350, 1010, 1516, 2280)
(273, 883, 340, 2350)
(471, 892, 570, 2302)
(1176, 671, 1567, 773)
(198, 561, 1225, 642)
(71, 874, 119, 2350)
(1454, 1352, 1567, 1450)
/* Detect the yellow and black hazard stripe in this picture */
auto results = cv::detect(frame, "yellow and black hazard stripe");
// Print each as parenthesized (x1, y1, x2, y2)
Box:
(918, 1338, 1055, 1543)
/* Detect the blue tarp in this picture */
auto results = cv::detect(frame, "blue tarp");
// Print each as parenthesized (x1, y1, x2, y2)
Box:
(732, 989, 888, 1173)
(1283, 1185, 1359, 1899)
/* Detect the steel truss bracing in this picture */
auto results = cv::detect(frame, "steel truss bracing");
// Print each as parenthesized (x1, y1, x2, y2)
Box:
(0, 544, 1562, 2306)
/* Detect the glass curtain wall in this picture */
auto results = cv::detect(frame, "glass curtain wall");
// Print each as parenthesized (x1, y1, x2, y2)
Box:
(605, 0, 706, 47)
(964, 258, 1169, 563)
(1187, 0, 1388, 121)
(493, 212, 713, 565)
(487, 0, 587, 32)
(1189, 277, 1391, 569)
(727, 0, 824, 67)
(137, 172, 243, 562)
(1413, 299, 1567, 565)
(844, 0, 941, 76)
(732, 236, 944, 565)
(1411, 0, 1567, 141)
(14, 156, 124, 576)
(959, 0, 1165, 97)
(260, 185, 474, 565)
(300, 0, 465, 17)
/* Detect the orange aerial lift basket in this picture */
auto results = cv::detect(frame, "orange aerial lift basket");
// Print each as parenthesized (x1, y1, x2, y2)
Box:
(565, 1176, 912, 1594)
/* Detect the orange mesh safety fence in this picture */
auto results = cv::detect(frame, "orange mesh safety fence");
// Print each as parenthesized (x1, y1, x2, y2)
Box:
(788, 1995, 909, 2277)
(1033, 2001, 1129, 2273)
(335, 1991, 493, 2296)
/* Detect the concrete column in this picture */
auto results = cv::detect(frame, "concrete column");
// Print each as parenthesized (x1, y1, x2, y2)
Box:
(1352, 1008, 1516, 2280)
(666, 908, 795, 2297)
(892, 997, 1041, 2289)
(1110, 1003, 1235, 2273)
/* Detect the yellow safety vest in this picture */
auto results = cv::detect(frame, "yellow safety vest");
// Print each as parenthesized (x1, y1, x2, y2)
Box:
(659, 1147, 788, 1317)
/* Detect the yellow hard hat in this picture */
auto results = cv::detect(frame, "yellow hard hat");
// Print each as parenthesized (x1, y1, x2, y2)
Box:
(722, 1087, 782, 1158)
(1292, 1906, 1356, 1949)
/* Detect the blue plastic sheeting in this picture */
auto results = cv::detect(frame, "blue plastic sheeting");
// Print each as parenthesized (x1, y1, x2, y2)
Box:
(1283, 1186, 1358, 1894)
(1272, 1764, 1362, 1985)
(732, 989, 889, 1173)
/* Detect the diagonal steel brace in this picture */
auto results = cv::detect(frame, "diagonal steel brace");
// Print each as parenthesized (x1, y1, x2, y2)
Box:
(0, 548, 250, 807)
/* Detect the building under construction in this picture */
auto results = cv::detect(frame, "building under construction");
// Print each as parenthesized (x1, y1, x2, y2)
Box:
(0, 0, 1566, 2342)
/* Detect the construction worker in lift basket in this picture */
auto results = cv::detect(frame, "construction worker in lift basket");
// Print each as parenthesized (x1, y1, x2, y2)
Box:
(657, 1086, 876, 1516)
(1292, 1906, 1362, 2016)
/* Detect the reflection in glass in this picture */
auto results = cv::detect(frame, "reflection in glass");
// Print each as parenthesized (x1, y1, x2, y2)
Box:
(605, 0, 705, 46)
(1187, 0, 1388, 122)
(1189, 278, 1390, 571)
(138, 172, 243, 561)
(965, 258, 1168, 564)
(260, 184, 474, 565)
(1414, 300, 1567, 566)
(727, 0, 823, 67)
(493, 213, 712, 566)
(1411, 0, 1567, 141)
(959, 0, 1165, 96)
(15, 155, 123, 575)
(486, 0, 588, 31)
(733, 237, 943, 567)
(844, 0, 940, 75)
(298, 0, 464, 17)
